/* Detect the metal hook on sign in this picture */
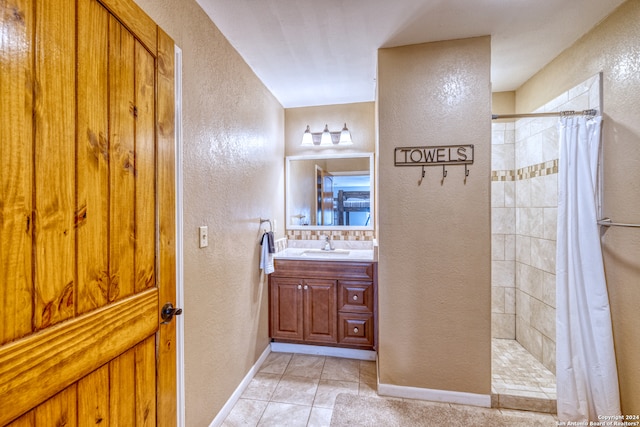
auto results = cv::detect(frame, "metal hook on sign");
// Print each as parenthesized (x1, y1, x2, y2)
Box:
(464, 164, 470, 184)
(441, 165, 447, 185)
(418, 165, 426, 186)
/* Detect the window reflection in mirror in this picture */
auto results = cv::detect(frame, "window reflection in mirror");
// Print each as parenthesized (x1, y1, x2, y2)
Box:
(286, 153, 373, 229)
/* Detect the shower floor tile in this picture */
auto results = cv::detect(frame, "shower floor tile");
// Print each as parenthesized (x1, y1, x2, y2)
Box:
(492, 338, 557, 413)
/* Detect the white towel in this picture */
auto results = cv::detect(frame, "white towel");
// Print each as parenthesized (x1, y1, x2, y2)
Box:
(260, 233, 274, 274)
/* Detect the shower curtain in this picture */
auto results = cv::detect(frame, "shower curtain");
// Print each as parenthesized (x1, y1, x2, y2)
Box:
(556, 115, 621, 421)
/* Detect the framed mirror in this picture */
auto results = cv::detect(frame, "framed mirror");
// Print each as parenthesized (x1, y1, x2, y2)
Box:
(286, 153, 374, 230)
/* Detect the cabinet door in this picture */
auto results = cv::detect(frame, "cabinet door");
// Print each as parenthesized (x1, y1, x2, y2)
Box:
(270, 277, 304, 341)
(303, 279, 338, 344)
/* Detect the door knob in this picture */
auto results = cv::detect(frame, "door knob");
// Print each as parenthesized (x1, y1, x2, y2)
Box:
(161, 302, 183, 324)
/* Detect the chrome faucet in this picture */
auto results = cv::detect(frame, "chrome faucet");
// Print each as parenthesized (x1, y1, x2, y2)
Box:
(322, 235, 334, 251)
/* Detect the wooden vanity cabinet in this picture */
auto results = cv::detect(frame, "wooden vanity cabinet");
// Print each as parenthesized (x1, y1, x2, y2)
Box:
(269, 259, 377, 350)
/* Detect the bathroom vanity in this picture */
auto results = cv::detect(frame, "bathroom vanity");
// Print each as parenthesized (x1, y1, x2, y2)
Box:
(276, 152, 377, 351)
(268, 255, 377, 350)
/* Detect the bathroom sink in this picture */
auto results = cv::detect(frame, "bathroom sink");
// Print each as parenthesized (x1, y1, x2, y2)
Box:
(301, 249, 350, 257)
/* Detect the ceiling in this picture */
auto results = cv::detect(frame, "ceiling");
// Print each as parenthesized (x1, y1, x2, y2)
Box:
(195, 0, 623, 108)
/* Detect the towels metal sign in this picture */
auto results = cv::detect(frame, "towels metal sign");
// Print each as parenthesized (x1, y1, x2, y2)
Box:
(394, 145, 474, 185)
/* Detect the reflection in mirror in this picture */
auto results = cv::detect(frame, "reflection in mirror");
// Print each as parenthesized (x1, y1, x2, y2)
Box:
(287, 153, 373, 229)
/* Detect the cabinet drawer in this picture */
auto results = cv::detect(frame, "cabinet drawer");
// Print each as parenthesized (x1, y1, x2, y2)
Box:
(338, 281, 373, 313)
(338, 313, 373, 347)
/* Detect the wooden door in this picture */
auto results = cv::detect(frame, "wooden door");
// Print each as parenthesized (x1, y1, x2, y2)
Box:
(315, 166, 334, 226)
(322, 174, 334, 226)
(303, 279, 337, 344)
(0, 0, 177, 425)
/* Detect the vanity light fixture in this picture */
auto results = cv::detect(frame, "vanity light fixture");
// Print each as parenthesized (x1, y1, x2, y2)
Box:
(300, 123, 353, 146)
(339, 123, 352, 145)
(320, 124, 332, 146)
(301, 125, 314, 146)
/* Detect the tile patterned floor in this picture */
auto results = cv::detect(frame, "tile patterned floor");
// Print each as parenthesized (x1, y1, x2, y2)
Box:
(222, 352, 377, 426)
(223, 345, 557, 426)
(492, 338, 557, 413)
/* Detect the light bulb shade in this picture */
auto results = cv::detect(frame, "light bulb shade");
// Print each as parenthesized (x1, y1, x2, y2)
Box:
(320, 124, 332, 146)
(301, 125, 314, 146)
(339, 123, 352, 145)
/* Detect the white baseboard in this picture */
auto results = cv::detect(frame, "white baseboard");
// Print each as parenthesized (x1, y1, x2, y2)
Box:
(377, 381, 491, 408)
(208, 345, 272, 427)
(270, 342, 377, 361)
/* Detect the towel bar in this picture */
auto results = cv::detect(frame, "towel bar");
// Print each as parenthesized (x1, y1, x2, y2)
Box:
(260, 218, 273, 231)
(597, 218, 640, 228)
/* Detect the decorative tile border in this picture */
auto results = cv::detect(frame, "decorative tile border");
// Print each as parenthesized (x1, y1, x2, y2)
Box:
(491, 170, 516, 182)
(286, 229, 375, 241)
(517, 159, 558, 181)
(492, 159, 558, 182)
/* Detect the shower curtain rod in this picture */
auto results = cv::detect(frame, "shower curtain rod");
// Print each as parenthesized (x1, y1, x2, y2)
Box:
(491, 109, 598, 120)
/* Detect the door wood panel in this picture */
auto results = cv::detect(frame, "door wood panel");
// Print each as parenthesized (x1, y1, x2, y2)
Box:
(77, 0, 110, 315)
(110, 347, 136, 425)
(77, 365, 110, 426)
(0, 0, 34, 345)
(108, 13, 136, 302)
(135, 336, 157, 426)
(0, 0, 177, 422)
(5, 411, 34, 427)
(32, 0, 76, 331)
(134, 40, 157, 294)
(35, 385, 77, 427)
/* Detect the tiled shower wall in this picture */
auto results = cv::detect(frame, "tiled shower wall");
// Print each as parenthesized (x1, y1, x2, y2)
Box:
(491, 121, 516, 339)
(492, 74, 601, 373)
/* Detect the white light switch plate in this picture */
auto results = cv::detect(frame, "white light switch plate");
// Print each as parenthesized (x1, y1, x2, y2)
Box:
(199, 226, 208, 248)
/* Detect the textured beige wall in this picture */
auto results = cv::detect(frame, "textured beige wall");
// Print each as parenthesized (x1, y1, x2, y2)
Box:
(377, 37, 492, 395)
(285, 102, 375, 157)
(491, 91, 516, 116)
(132, 1, 284, 425)
(516, 0, 640, 414)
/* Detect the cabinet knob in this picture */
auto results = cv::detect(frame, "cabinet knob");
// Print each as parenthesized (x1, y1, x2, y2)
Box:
(297, 284, 302, 290)
(353, 327, 359, 333)
(304, 285, 309, 290)
(352, 295, 358, 301)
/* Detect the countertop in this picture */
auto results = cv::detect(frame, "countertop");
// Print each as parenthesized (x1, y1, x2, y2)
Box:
(273, 247, 375, 262)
